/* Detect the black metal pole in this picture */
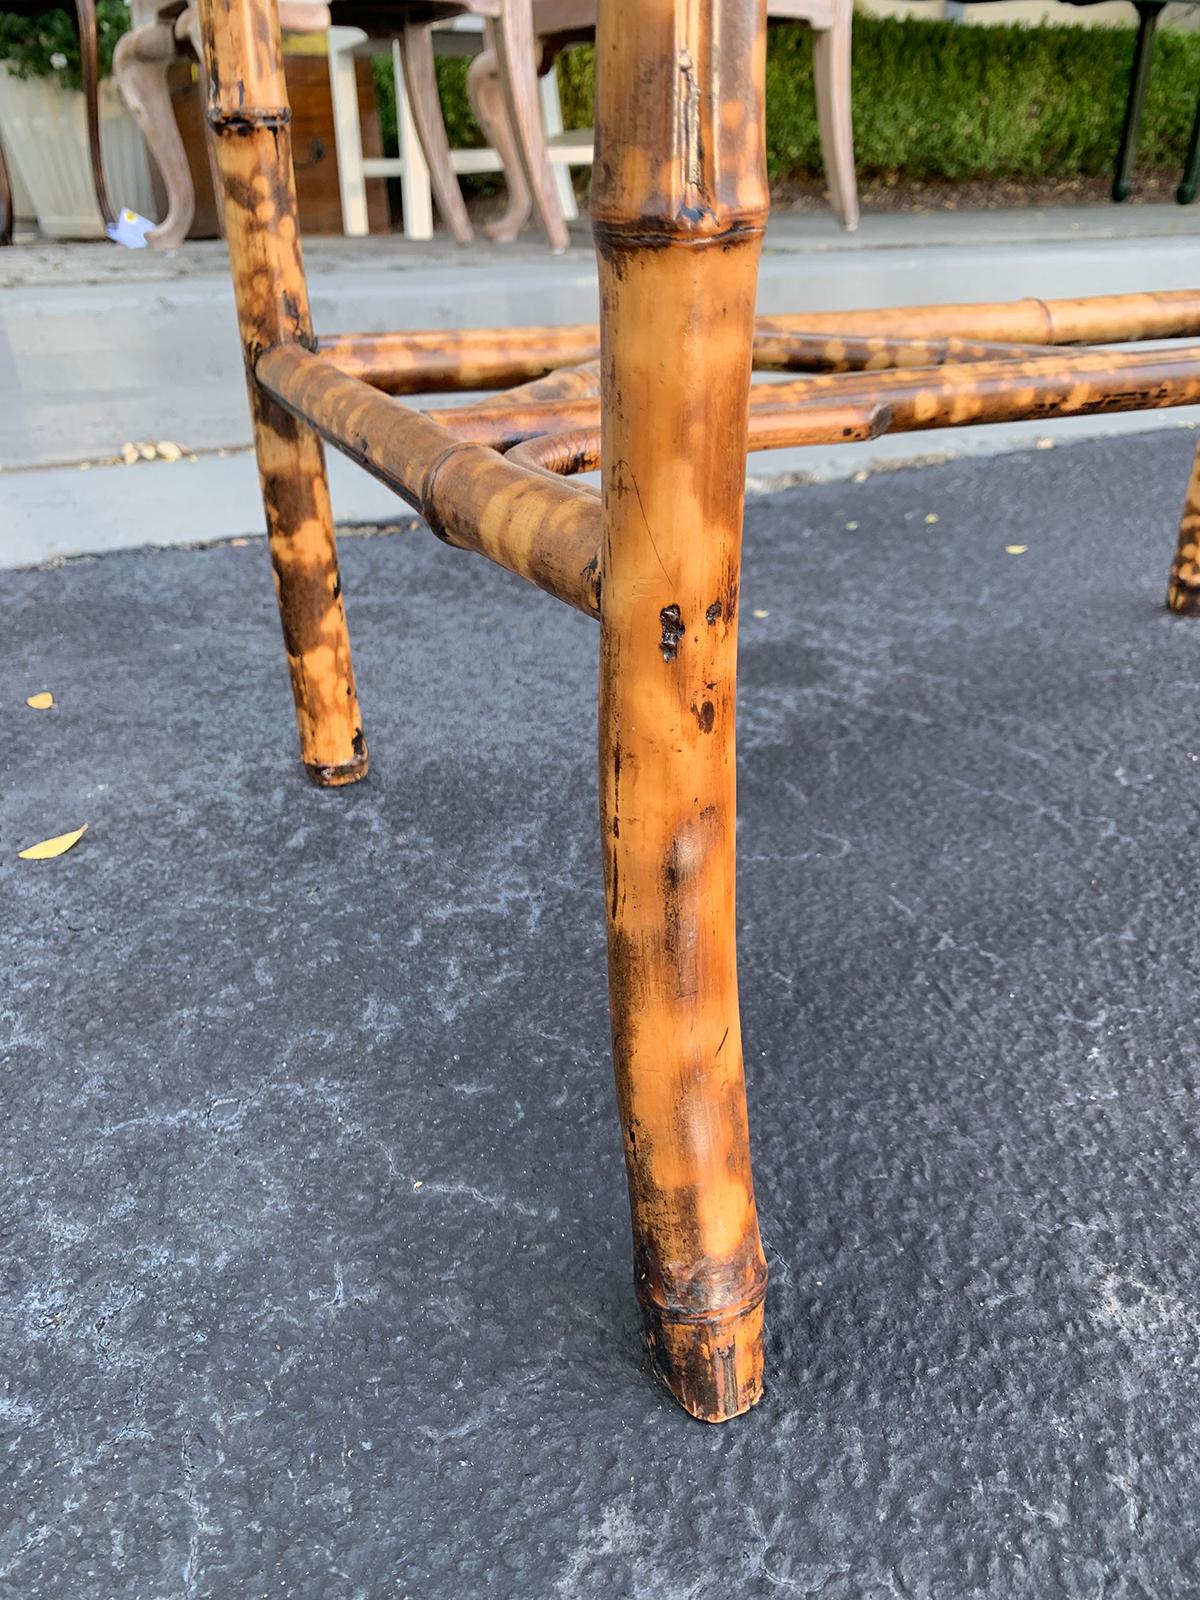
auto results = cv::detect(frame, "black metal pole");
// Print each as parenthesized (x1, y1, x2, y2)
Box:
(1178, 86, 1200, 204)
(1113, 0, 1165, 203)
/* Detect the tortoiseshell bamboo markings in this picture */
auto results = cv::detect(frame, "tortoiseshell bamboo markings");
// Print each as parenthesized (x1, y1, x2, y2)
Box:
(1168, 441, 1200, 613)
(318, 289, 1200, 394)
(197, 0, 365, 786)
(589, 0, 773, 1423)
(318, 325, 601, 395)
(752, 289, 1200, 347)
(256, 345, 602, 618)
(426, 343, 1200, 471)
(201, 0, 1200, 1428)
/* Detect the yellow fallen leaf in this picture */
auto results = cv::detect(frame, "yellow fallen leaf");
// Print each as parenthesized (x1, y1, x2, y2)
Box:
(845, 520, 859, 531)
(1006, 544, 1028, 555)
(26, 691, 54, 709)
(18, 824, 88, 860)
(752, 609, 770, 619)
(924, 513, 939, 525)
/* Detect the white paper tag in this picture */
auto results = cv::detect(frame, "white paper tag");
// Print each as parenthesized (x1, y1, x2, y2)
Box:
(105, 208, 155, 249)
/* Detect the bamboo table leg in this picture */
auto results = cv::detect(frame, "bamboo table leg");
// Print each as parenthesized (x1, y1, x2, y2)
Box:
(196, 0, 367, 786)
(593, 0, 770, 1422)
(1167, 443, 1200, 613)
(191, 0, 1200, 1434)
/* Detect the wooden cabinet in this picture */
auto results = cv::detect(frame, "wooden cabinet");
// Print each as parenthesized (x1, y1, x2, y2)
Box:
(163, 50, 388, 237)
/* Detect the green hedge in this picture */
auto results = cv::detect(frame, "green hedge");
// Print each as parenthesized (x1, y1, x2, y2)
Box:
(0, 0, 128, 91)
(374, 13, 1200, 184)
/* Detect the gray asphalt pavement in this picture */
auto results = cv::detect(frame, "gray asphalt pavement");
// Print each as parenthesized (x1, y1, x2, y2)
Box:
(3, 429, 1200, 1597)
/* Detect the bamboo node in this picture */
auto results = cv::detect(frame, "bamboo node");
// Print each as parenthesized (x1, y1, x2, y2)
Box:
(641, 1290, 767, 1424)
(421, 440, 494, 544)
(591, 216, 765, 253)
(304, 739, 369, 788)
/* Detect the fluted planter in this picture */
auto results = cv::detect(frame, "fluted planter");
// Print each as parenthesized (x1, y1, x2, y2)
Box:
(0, 64, 155, 238)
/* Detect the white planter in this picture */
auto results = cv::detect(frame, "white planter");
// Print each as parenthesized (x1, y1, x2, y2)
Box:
(0, 65, 157, 239)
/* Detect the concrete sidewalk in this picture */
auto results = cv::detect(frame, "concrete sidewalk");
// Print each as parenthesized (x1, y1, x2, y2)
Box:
(4, 203, 1200, 567)
(3, 430, 1199, 1596)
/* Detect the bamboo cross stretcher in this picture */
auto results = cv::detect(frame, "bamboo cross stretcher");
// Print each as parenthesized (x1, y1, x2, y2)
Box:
(198, 0, 1200, 1423)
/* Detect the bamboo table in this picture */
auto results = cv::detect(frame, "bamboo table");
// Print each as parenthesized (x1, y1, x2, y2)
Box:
(198, 0, 1200, 1423)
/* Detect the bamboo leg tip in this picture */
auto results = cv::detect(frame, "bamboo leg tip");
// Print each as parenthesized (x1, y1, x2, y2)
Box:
(1166, 574, 1200, 615)
(642, 1296, 766, 1424)
(303, 741, 369, 788)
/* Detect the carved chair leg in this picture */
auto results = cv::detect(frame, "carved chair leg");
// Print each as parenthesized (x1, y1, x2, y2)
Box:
(0, 136, 12, 245)
(494, 0, 569, 253)
(113, 19, 196, 249)
(467, 21, 533, 244)
(811, 0, 858, 232)
(1167, 442, 1200, 612)
(397, 20, 473, 246)
(593, 0, 769, 1421)
(196, 0, 366, 785)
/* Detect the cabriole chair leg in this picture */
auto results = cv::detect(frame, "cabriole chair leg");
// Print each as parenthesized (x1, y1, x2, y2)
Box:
(592, 0, 770, 1422)
(113, 12, 196, 250)
(196, 0, 367, 786)
(468, 22, 534, 244)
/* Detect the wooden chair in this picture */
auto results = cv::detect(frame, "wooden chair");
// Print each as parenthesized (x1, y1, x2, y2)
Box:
(464, 0, 859, 248)
(113, 0, 329, 248)
(112, 0, 578, 249)
(196, 0, 1200, 1421)
(113, 0, 855, 251)
(114, 0, 504, 249)
(327, 17, 580, 241)
(328, 0, 594, 249)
